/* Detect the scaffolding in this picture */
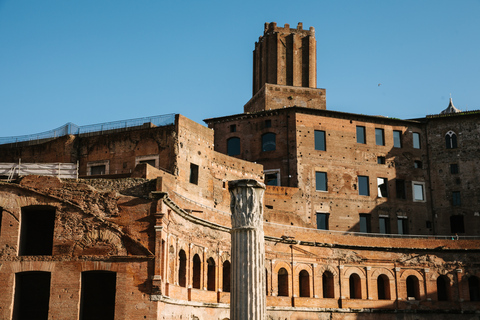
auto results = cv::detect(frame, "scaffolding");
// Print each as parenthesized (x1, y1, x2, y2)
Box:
(0, 160, 78, 181)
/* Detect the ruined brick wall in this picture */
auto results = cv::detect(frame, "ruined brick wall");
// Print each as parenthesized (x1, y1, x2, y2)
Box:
(426, 113, 480, 235)
(0, 176, 158, 319)
(77, 124, 176, 176)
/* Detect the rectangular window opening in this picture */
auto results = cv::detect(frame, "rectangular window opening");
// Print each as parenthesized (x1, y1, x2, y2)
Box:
(393, 130, 402, 148)
(265, 169, 280, 186)
(377, 177, 388, 198)
(377, 156, 386, 164)
(230, 124, 236, 132)
(397, 217, 408, 234)
(396, 179, 406, 199)
(19, 206, 55, 256)
(189, 163, 199, 185)
(13, 272, 51, 320)
(316, 213, 329, 230)
(314, 130, 326, 151)
(413, 132, 421, 149)
(379, 216, 390, 234)
(412, 182, 425, 202)
(315, 171, 327, 191)
(80, 271, 116, 320)
(356, 126, 366, 144)
(359, 214, 371, 233)
(358, 176, 369, 196)
(450, 215, 465, 234)
(450, 164, 459, 174)
(452, 191, 461, 206)
(375, 128, 385, 146)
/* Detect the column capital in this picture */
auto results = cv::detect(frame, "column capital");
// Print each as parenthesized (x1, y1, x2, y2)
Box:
(229, 179, 265, 229)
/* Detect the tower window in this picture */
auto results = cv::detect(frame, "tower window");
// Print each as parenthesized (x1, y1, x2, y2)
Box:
(450, 164, 459, 174)
(445, 130, 457, 149)
(265, 119, 272, 128)
(377, 156, 386, 164)
(230, 124, 236, 132)
(379, 216, 390, 234)
(452, 191, 461, 206)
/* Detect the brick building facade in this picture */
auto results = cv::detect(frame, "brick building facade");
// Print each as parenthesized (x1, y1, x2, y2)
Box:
(0, 22, 480, 319)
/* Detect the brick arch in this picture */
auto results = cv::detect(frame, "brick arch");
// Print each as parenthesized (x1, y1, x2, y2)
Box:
(9, 261, 56, 273)
(80, 261, 120, 272)
(399, 269, 423, 281)
(317, 264, 338, 277)
(343, 266, 366, 279)
(220, 251, 231, 263)
(371, 268, 394, 280)
(273, 261, 291, 275)
(294, 263, 313, 276)
(399, 269, 424, 300)
(429, 271, 454, 284)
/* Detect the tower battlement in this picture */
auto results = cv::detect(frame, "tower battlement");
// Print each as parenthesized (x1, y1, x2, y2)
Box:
(261, 22, 315, 40)
(253, 22, 317, 96)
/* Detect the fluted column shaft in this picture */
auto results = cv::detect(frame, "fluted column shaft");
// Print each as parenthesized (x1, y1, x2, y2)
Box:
(229, 179, 266, 320)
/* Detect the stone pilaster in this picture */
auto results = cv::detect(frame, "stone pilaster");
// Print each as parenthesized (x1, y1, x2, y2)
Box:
(229, 179, 266, 320)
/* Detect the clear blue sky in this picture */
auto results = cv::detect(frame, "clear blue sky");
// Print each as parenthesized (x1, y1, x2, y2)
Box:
(1, 0, 479, 137)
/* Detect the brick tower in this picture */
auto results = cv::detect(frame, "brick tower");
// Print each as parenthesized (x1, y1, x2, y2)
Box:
(253, 22, 317, 95)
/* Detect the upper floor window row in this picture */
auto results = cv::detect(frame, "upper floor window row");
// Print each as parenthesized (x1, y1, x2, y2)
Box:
(355, 126, 420, 149)
(445, 131, 458, 149)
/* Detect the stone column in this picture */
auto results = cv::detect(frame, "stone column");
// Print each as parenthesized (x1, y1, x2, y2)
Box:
(229, 179, 266, 320)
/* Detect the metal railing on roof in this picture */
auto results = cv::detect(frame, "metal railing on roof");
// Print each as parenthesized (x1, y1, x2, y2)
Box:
(0, 113, 176, 146)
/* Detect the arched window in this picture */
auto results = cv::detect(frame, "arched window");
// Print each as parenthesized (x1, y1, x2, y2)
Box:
(469, 276, 480, 301)
(178, 250, 187, 287)
(262, 133, 276, 152)
(277, 268, 289, 296)
(437, 275, 449, 301)
(222, 260, 231, 293)
(406, 275, 420, 300)
(299, 270, 310, 297)
(445, 131, 458, 149)
(192, 254, 201, 289)
(349, 273, 361, 299)
(322, 271, 335, 298)
(377, 274, 390, 300)
(227, 137, 241, 156)
(207, 258, 215, 291)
